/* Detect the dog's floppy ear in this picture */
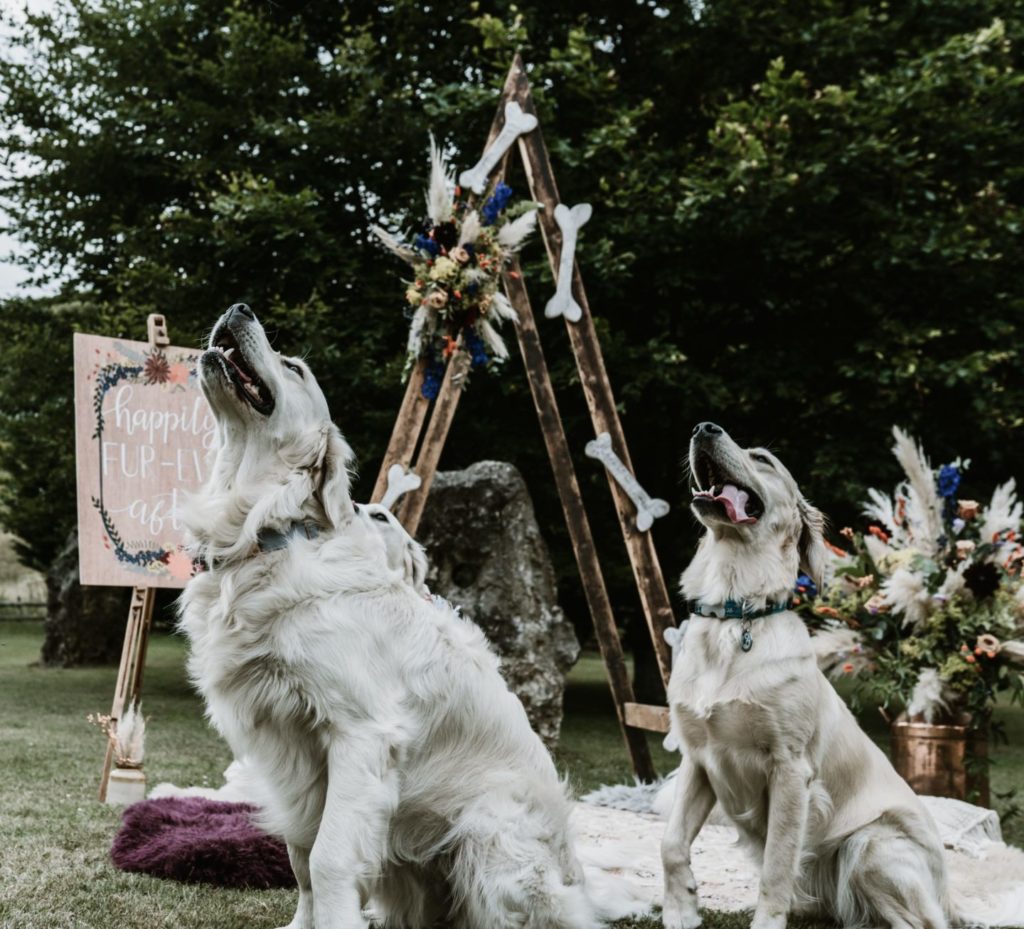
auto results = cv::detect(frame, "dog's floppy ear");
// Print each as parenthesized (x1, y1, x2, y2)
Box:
(797, 497, 827, 588)
(403, 538, 429, 592)
(316, 424, 355, 529)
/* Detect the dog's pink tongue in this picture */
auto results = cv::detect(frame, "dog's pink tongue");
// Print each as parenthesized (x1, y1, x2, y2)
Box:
(715, 484, 757, 524)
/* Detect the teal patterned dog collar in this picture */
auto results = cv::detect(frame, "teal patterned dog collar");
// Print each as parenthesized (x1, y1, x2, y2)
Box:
(685, 598, 792, 620)
(685, 597, 792, 652)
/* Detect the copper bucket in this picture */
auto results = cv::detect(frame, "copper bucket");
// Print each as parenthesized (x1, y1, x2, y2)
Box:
(890, 714, 989, 807)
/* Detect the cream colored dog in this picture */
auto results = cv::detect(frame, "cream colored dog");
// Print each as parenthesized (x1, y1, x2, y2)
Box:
(661, 422, 951, 929)
(178, 304, 630, 929)
(354, 502, 429, 595)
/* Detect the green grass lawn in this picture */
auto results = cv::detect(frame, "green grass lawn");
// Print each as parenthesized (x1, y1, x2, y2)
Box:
(1, 619, 1022, 929)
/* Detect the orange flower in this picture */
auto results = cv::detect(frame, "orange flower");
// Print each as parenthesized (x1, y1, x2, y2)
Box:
(442, 336, 459, 358)
(867, 525, 890, 543)
(793, 596, 801, 606)
(965, 654, 976, 664)
(815, 606, 841, 619)
(824, 541, 848, 557)
(842, 662, 855, 673)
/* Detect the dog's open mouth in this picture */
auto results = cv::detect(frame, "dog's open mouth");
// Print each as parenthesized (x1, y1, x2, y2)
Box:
(691, 452, 763, 525)
(210, 328, 275, 415)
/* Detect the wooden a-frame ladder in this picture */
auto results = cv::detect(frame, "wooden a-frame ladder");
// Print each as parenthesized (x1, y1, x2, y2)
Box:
(371, 55, 675, 781)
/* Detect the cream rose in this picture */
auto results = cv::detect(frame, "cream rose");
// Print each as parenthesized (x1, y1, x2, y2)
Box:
(958, 500, 981, 520)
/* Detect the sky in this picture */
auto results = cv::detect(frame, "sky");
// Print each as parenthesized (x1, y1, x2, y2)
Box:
(1, 0, 58, 300)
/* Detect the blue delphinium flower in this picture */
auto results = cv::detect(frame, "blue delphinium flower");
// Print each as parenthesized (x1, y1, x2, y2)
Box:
(421, 358, 446, 399)
(795, 573, 818, 598)
(414, 233, 439, 256)
(464, 329, 489, 368)
(481, 182, 513, 226)
(937, 464, 961, 499)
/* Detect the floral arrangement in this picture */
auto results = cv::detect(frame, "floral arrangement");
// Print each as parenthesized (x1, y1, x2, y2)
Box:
(808, 427, 1024, 728)
(87, 702, 146, 768)
(373, 137, 538, 399)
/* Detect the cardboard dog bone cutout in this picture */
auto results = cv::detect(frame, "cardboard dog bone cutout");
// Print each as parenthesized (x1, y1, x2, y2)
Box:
(379, 463, 422, 511)
(544, 203, 592, 323)
(661, 624, 688, 752)
(584, 432, 669, 532)
(458, 102, 538, 195)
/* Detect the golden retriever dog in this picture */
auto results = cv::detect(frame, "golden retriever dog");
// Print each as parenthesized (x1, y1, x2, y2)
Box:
(354, 502, 429, 596)
(178, 304, 632, 929)
(661, 422, 951, 929)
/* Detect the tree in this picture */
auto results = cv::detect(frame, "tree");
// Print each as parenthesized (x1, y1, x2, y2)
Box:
(1, 0, 1022, 675)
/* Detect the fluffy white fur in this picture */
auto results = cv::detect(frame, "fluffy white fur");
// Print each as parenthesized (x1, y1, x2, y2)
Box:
(178, 306, 627, 929)
(354, 502, 430, 596)
(662, 424, 952, 929)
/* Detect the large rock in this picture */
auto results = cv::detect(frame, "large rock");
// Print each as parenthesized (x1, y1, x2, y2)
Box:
(41, 529, 130, 667)
(417, 461, 580, 748)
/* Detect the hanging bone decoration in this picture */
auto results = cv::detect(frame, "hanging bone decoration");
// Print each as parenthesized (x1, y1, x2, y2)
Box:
(380, 463, 422, 511)
(544, 203, 592, 323)
(661, 624, 688, 752)
(585, 432, 669, 532)
(458, 102, 538, 195)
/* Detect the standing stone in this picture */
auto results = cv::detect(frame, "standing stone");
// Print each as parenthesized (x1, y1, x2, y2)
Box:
(417, 461, 580, 748)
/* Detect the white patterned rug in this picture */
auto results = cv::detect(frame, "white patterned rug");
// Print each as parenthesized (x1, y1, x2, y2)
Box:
(574, 782, 1024, 925)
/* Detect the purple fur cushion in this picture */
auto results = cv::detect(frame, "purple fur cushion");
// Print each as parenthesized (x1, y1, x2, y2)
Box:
(111, 797, 296, 889)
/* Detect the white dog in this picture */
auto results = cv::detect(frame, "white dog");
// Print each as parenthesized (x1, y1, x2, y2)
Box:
(178, 304, 618, 929)
(354, 502, 429, 596)
(661, 422, 951, 929)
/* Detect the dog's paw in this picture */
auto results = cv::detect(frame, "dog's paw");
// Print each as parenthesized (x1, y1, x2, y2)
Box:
(749, 911, 787, 929)
(661, 904, 702, 929)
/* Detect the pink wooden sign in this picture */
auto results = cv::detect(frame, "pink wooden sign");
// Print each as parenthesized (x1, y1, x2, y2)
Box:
(73, 332, 215, 588)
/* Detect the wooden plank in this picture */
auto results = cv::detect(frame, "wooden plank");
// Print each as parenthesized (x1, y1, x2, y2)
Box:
(99, 585, 154, 801)
(623, 702, 671, 734)
(375, 62, 523, 515)
(395, 341, 470, 535)
(504, 262, 655, 781)
(370, 359, 430, 504)
(500, 54, 677, 686)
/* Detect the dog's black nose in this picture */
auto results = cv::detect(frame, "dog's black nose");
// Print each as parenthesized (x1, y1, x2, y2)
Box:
(228, 303, 255, 320)
(694, 422, 723, 437)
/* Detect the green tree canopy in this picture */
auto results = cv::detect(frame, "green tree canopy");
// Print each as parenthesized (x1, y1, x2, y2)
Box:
(1, 0, 1022, 627)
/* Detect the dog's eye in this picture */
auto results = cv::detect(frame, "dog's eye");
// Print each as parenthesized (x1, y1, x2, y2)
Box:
(751, 453, 772, 465)
(283, 360, 304, 378)
(372, 512, 390, 523)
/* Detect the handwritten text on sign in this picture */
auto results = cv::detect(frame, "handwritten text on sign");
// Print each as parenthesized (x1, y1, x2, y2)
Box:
(73, 333, 216, 588)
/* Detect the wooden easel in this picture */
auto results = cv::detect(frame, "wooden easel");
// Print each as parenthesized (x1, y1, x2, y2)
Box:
(97, 313, 168, 801)
(373, 56, 675, 781)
